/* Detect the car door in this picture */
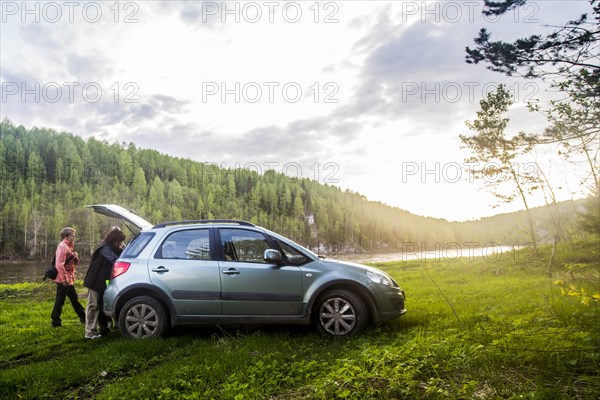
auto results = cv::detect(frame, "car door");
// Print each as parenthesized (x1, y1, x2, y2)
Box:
(218, 228, 304, 316)
(148, 228, 221, 316)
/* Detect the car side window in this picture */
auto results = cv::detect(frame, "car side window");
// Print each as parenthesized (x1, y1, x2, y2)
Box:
(220, 229, 271, 263)
(159, 229, 211, 260)
(275, 239, 308, 265)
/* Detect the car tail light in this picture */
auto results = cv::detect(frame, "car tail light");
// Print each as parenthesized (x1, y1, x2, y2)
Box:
(112, 261, 131, 279)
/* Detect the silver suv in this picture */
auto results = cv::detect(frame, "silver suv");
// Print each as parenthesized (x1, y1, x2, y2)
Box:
(89, 204, 406, 339)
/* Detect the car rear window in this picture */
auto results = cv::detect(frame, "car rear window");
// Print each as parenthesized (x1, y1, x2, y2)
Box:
(121, 232, 155, 258)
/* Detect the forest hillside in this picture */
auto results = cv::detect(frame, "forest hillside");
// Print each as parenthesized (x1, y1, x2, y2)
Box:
(0, 120, 591, 260)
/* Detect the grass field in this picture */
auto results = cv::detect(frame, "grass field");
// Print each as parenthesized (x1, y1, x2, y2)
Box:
(0, 241, 598, 399)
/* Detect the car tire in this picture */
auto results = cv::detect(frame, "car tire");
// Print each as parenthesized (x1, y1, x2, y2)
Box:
(119, 296, 168, 339)
(314, 289, 367, 337)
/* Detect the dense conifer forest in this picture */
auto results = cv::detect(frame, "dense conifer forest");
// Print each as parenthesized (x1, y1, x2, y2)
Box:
(0, 120, 589, 260)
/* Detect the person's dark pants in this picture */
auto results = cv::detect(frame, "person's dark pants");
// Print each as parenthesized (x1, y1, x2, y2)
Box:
(51, 283, 86, 326)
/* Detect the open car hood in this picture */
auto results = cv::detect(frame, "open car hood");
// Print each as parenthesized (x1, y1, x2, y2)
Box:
(86, 204, 153, 231)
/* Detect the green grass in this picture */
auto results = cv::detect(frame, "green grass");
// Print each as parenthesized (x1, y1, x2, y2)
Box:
(1, 241, 598, 399)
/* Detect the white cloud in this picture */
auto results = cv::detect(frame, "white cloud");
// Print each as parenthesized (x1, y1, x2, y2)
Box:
(0, 0, 594, 221)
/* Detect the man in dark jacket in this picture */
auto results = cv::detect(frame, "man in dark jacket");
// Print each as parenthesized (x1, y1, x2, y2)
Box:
(83, 227, 125, 339)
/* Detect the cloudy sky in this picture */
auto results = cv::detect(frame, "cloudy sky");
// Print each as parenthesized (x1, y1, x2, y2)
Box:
(0, 1, 594, 221)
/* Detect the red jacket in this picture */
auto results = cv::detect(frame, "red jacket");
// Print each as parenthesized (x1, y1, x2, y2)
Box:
(54, 239, 79, 285)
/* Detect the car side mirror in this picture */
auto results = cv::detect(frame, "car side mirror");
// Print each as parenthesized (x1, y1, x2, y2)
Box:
(264, 249, 282, 265)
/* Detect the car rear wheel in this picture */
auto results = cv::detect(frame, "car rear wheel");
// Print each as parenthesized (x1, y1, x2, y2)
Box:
(119, 296, 168, 339)
(314, 289, 367, 337)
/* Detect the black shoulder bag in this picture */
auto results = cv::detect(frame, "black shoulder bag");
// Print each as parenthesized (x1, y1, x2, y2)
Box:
(43, 255, 74, 281)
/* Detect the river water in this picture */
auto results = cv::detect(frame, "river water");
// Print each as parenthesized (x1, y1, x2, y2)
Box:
(0, 245, 522, 284)
(336, 244, 523, 264)
(0, 261, 91, 284)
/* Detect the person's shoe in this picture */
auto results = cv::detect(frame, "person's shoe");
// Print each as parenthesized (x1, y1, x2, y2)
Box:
(85, 334, 102, 339)
(51, 322, 62, 328)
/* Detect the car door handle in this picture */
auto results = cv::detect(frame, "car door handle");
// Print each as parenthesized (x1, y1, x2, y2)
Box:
(222, 268, 240, 275)
(152, 266, 169, 273)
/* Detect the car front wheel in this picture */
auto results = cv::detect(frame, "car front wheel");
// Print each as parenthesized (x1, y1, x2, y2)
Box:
(119, 296, 168, 339)
(314, 289, 367, 337)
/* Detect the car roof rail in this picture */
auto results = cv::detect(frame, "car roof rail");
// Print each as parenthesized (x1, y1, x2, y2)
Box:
(153, 219, 256, 228)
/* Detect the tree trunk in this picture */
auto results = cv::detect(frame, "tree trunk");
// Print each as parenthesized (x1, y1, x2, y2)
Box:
(509, 164, 537, 245)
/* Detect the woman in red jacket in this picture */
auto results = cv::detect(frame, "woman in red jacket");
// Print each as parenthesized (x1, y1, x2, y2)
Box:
(51, 227, 86, 327)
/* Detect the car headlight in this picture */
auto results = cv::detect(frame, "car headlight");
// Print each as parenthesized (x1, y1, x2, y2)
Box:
(366, 270, 392, 286)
